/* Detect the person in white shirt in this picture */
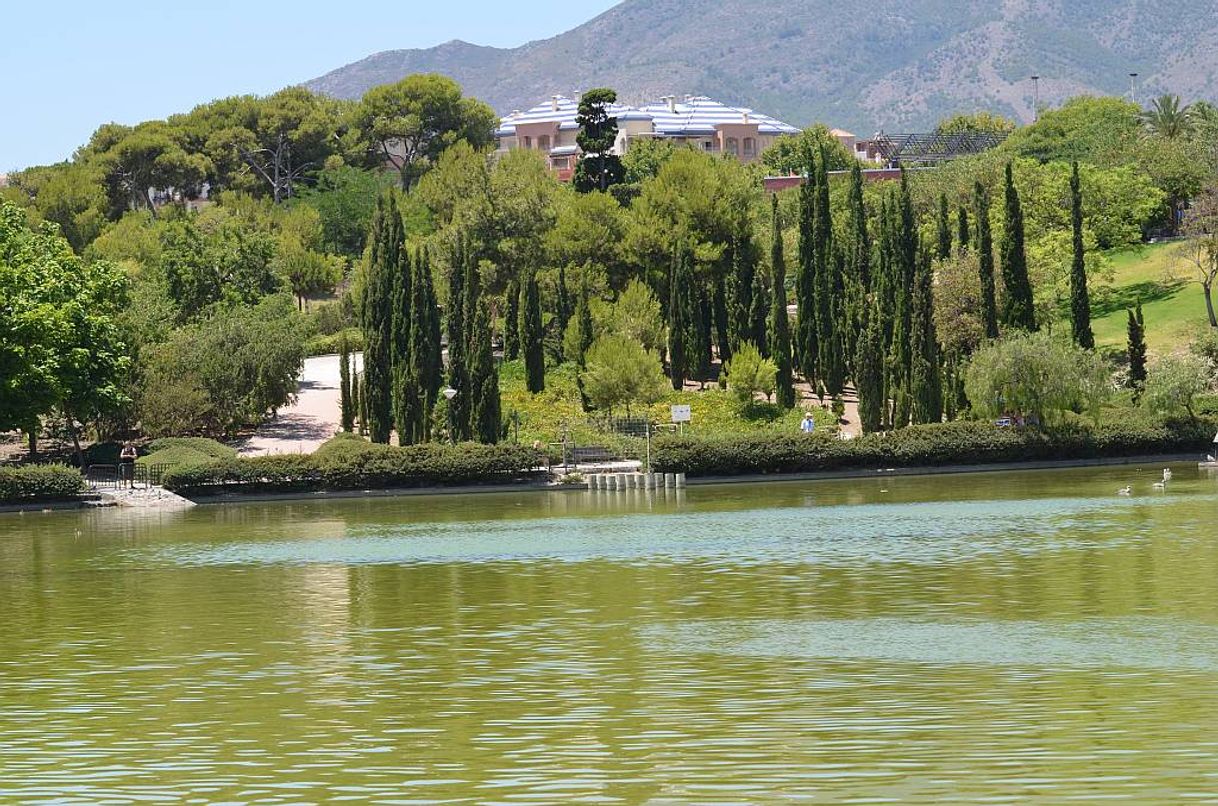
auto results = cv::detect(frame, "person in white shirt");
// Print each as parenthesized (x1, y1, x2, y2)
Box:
(800, 412, 815, 434)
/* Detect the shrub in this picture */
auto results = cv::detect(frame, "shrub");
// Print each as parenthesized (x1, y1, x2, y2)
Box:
(138, 437, 237, 473)
(651, 418, 1218, 477)
(0, 465, 85, 503)
(161, 437, 548, 496)
(305, 327, 364, 357)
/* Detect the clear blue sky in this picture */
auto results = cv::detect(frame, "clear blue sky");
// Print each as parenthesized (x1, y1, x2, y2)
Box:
(1, 0, 620, 171)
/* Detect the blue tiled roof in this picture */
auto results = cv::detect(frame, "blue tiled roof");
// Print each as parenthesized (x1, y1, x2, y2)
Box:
(496, 95, 799, 138)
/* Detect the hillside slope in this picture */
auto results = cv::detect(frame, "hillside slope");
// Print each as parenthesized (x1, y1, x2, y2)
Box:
(305, 0, 1218, 132)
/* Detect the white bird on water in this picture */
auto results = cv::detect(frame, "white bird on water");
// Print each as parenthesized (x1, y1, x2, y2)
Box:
(1117, 486, 1132, 496)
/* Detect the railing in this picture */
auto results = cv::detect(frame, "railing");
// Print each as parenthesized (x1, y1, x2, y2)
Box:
(83, 463, 172, 490)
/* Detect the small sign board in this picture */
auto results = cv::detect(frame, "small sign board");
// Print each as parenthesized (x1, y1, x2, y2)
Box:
(670, 404, 691, 423)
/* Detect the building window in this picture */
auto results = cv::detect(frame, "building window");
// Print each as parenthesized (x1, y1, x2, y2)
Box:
(551, 157, 569, 169)
(703, 141, 713, 151)
(539, 134, 551, 151)
(522, 135, 532, 149)
(743, 138, 756, 157)
(726, 137, 739, 156)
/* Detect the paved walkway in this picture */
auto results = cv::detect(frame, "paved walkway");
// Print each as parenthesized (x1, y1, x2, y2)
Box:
(240, 353, 362, 456)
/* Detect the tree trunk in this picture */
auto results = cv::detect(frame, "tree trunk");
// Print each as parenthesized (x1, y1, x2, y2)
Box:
(1205, 280, 1217, 328)
(27, 428, 37, 461)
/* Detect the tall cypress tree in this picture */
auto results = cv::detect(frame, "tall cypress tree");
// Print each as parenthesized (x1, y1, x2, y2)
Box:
(909, 244, 942, 424)
(1127, 303, 1147, 396)
(447, 235, 470, 441)
(397, 247, 436, 444)
(749, 266, 768, 358)
(957, 206, 970, 253)
(936, 193, 952, 260)
(813, 150, 839, 395)
(469, 299, 501, 444)
(728, 235, 755, 353)
(571, 276, 594, 366)
(355, 371, 367, 436)
(1069, 162, 1095, 349)
(795, 160, 818, 382)
(890, 173, 918, 427)
(339, 334, 354, 433)
(713, 276, 732, 364)
(974, 181, 999, 340)
(667, 245, 687, 391)
(422, 247, 443, 402)
(555, 264, 573, 341)
(361, 192, 401, 444)
(462, 241, 480, 356)
(692, 285, 713, 385)
(521, 270, 545, 392)
(769, 195, 795, 409)
(503, 279, 520, 360)
(1000, 162, 1037, 331)
(843, 163, 870, 374)
(855, 300, 884, 433)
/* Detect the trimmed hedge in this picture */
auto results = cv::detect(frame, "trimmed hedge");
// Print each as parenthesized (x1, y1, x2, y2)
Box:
(652, 418, 1218, 477)
(161, 437, 548, 497)
(304, 328, 364, 357)
(0, 465, 85, 504)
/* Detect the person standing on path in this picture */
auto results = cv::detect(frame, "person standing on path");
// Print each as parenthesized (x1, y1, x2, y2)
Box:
(118, 442, 137, 488)
(801, 412, 816, 434)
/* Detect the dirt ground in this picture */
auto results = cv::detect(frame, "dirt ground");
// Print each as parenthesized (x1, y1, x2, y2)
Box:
(239, 352, 363, 456)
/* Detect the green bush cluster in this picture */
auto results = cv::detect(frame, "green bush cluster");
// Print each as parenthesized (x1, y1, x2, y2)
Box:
(304, 327, 364, 357)
(652, 418, 1218, 477)
(161, 435, 548, 496)
(137, 437, 237, 473)
(0, 465, 85, 503)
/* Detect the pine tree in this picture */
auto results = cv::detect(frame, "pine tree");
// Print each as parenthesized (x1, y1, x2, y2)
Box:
(936, 193, 952, 260)
(503, 279, 520, 360)
(957, 206, 970, 253)
(1127, 303, 1147, 397)
(339, 334, 354, 433)
(749, 265, 768, 358)
(668, 245, 687, 391)
(999, 162, 1037, 331)
(909, 244, 942, 424)
(469, 299, 501, 444)
(974, 181, 999, 340)
(361, 192, 402, 444)
(447, 235, 470, 441)
(521, 270, 545, 392)
(855, 300, 884, 433)
(1069, 162, 1095, 349)
(795, 160, 819, 382)
(769, 195, 795, 409)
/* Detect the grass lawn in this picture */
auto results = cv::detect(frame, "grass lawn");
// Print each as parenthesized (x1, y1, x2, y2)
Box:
(1084, 241, 1212, 354)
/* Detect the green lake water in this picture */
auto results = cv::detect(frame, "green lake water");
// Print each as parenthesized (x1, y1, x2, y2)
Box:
(2, 464, 1218, 803)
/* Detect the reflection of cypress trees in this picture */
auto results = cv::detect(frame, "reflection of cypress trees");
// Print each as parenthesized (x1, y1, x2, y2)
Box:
(975, 181, 999, 340)
(521, 270, 545, 393)
(1000, 162, 1037, 331)
(1069, 162, 1095, 349)
(769, 195, 795, 409)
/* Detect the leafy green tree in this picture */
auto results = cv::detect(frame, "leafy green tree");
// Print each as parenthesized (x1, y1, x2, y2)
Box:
(274, 233, 342, 310)
(935, 112, 1015, 136)
(521, 271, 545, 392)
(92, 121, 210, 217)
(565, 277, 595, 367)
(546, 190, 628, 292)
(621, 137, 681, 184)
(1174, 182, 1218, 327)
(768, 195, 795, 409)
(12, 161, 109, 253)
(1069, 163, 1095, 349)
(1002, 96, 1141, 166)
(158, 212, 279, 321)
(468, 300, 501, 444)
(295, 166, 394, 256)
(355, 74, 496, 190)
(139, 296, 305, 437)
(573, 88, 625, 193)
(599, 279, 665, 353)
(1140, 94, 1193, 139)
(933, 249, 986, 357)
(760, 124, 855, 175)
(974, 181, 999, 339)
(999, 163, 1036, 331)
(964, 331, 1110, 424)
(1143, 354, 1210, 417)
(1127, 304, 1147, 396)
(581, 334, 668, 415)
(724, 342, 777, 407)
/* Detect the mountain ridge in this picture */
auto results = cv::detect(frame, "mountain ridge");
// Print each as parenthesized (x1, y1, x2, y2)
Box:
(305, 0, 1218, 133)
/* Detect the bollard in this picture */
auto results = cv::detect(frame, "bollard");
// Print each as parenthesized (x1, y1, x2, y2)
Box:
(586, 475, 595, 490)
(675, 472, 687, 488)
(616, 473, 627, 491)
(664, 473, 675, 488)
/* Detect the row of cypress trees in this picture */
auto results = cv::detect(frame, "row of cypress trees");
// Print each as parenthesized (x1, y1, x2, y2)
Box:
(355, 192, 501, 445)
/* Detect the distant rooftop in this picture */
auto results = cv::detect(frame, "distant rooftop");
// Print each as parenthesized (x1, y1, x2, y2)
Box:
(496, 94, 800, 138)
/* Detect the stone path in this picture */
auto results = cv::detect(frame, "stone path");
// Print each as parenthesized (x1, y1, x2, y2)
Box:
(240, 353, 362, 457)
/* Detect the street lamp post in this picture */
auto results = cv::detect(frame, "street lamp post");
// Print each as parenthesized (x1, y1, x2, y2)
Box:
(1128, 72, 1139, 100)
(442, 387, 457, 443)
(1030, 75, 1040, 121)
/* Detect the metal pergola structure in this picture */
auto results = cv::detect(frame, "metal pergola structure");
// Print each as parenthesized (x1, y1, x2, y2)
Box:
(870, 131, 1009, 167)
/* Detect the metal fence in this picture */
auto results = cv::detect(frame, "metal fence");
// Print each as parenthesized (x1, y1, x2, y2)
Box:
(83, 463, 171, 490)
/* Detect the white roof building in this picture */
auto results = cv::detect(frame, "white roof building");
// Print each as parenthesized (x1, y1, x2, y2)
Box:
(495, 94, 802, 177)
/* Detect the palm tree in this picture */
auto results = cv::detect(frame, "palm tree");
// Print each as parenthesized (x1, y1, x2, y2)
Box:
(1140, 94, 1193, 139)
